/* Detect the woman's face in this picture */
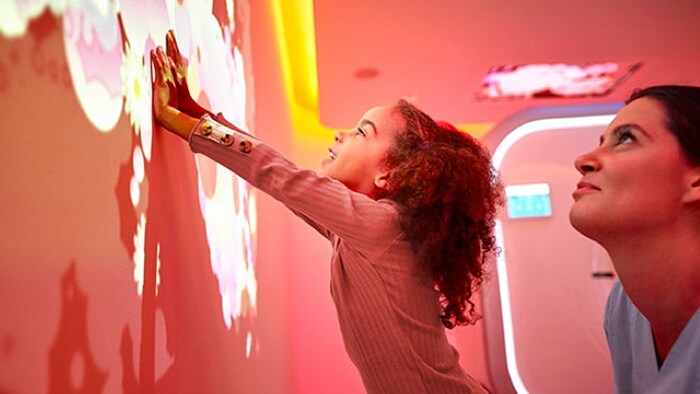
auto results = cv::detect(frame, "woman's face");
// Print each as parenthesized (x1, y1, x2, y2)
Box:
(569, 97, 696, 241)
(319, 105, 404, 198)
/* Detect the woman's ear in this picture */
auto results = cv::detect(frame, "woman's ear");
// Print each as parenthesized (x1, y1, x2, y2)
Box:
(682, 166, 700, 204)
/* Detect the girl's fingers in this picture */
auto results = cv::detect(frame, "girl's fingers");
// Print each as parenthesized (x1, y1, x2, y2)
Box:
(167, 30, 182, 62)
(151, 50, 163, 83)
(166, 30, 187, 80)
(151, 47, 174, 86)
(166, 31, 180, 66)
(169, 61, 181, 84)
(166, 33, 175, 63)
(156, 47, 175, 84)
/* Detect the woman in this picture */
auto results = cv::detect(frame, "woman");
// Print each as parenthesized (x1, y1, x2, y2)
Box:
(151, 31, 501, 393)
(570, 85, 700, 393)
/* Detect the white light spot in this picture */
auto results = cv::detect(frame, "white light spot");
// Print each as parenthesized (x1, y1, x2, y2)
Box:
(129, 175, 140, 207)
(132, 146, 144, 182)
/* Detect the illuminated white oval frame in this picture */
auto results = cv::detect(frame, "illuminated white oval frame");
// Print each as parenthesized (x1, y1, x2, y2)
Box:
(484, 104, 621, 393)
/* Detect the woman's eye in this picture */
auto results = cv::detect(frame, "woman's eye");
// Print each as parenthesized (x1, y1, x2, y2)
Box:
(356, 128, 366, 137)
(617, 130, 635, 145)
(610, 125, 637, 146)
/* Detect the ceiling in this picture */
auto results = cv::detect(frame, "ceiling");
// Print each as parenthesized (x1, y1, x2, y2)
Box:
(311, 0, 700, 128)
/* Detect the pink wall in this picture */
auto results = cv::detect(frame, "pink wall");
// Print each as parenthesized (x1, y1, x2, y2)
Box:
(0, 2, 493, 393)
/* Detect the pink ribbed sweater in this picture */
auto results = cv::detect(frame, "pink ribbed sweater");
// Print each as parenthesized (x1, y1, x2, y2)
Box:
(189, 116, 487, 393)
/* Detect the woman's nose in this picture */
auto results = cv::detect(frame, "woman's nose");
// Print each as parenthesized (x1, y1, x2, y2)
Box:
(574, 150, 601, 175)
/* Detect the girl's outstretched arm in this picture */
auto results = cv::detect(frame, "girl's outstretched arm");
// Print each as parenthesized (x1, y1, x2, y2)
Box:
(188, 115, 401, 261)
(153, 37, 398, 258)
(151, 46, 196, 140)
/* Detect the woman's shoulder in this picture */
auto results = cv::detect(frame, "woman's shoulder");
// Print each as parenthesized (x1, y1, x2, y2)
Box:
(606, 280, 630, 314)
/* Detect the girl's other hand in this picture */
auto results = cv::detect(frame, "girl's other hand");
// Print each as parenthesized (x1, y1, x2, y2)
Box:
(165, 30, 203, 118)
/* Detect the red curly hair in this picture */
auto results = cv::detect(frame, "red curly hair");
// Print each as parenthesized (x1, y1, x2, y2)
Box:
(379, 100, 503, 328)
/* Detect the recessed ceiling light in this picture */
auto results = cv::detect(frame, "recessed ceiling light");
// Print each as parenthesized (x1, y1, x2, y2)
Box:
(353, 67, 379, 80)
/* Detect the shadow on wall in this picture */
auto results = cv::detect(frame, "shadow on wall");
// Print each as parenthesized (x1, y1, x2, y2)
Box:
(48, 261, 108, 393)
(37, 129, 257, 393)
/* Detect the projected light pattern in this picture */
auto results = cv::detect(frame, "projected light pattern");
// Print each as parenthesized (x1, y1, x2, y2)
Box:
(121, 41, 153, 160)
(63, 3, 124, 132)
(0, 0, 258, 344)
(180, 0, 258, 330)
(196, 164, 258, 329)
(133, 213, 163, 297)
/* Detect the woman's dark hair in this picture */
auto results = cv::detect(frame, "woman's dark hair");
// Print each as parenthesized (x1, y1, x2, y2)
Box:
(380, 100, 503, 328)
(628, 85, 700, 165)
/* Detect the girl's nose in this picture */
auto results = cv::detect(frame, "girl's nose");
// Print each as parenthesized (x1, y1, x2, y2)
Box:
(574, 150, 601, 175)
(334, 131, 349, 143)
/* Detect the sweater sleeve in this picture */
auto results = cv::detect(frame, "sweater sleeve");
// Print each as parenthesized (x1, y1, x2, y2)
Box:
(288, 210, 333, 240)
(188, 115, 401, 261)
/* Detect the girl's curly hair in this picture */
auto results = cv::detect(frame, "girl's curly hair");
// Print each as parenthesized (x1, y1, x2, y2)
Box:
(379, 100, 503, 328)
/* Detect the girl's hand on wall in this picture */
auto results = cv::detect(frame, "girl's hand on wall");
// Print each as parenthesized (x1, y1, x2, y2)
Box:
(151, 46, 177, 125)
(166, 30, 204, 118)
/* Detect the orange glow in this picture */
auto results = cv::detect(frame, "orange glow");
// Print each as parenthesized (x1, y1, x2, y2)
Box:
(270, 0, 492, 140)
(271, 0, 323, 140)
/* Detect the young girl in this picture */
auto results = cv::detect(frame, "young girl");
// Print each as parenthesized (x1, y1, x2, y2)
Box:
(152, 31, 501, 393)
(570, 85, 700, 393)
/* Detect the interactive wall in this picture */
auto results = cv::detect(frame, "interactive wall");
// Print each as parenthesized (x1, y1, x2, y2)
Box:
(0, 1, 276, 392)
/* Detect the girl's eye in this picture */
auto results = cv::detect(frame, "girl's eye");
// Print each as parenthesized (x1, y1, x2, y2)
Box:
(356, 128, 366, 137)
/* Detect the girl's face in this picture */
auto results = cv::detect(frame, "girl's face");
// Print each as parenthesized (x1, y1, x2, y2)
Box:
(569, 97, 698, 241)
(320, 105, 404, 198)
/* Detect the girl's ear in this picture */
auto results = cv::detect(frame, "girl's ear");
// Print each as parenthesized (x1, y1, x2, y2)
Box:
(682, 166, 700, 204)
(374, 171, 391, 191)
